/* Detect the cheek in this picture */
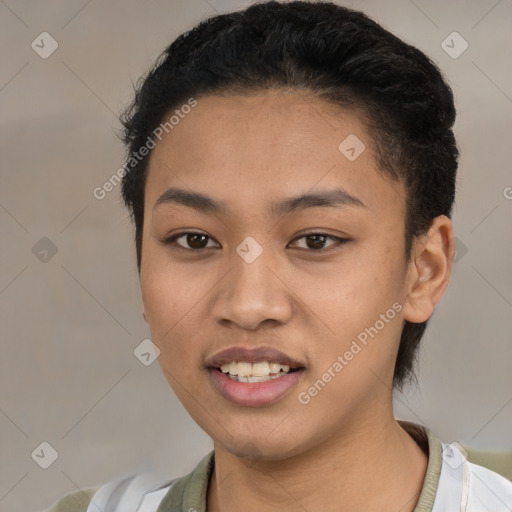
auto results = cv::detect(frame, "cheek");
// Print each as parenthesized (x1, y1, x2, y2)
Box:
(298, 239, 406, 371)
(141, 269, 207, 401)
(140, 264, 193, 354)
(140, 236, 201, 324)
(310, 248, 403, 324)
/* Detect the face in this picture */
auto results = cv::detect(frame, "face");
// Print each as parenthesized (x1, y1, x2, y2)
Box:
(140, 90, 413, 460)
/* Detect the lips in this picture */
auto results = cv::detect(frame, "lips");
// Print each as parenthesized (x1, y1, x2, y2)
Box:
(208, 367, 305, 407)
(205, 345, 306, 370)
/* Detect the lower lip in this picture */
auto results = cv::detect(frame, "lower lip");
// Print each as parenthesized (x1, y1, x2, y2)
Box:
(208, 368, 305, 407)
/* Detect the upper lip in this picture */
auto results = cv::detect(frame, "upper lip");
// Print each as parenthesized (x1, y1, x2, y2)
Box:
(205, 346, 306, 369)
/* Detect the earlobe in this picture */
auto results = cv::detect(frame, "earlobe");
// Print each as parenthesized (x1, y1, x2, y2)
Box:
(402, 215, 455, 324)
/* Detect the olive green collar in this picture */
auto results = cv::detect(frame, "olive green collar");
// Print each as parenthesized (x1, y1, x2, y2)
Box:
(157, 420, 442, 512)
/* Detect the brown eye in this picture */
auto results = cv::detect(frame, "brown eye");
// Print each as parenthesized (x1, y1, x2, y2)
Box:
(184, 233, 209, 249)
(290, 233, 349, 251)
(162, 232, 219, 250)
(305, 234, 330, 250)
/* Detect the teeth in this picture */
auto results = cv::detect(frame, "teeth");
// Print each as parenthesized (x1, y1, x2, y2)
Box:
(227, 362, 237, 375)
(247, 375, 271, 383)
(219, 361, 294, 377)
(228, 373, 286, 383)
(252, 362, 270, 376)
(269, 362, 281, 374)
(237, 362, 252, 377)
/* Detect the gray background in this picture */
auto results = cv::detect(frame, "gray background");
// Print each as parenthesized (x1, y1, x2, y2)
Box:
(0, 1, 511, 511)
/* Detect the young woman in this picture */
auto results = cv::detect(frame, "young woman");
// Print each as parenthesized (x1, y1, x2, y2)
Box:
(46, 2, 512, 511)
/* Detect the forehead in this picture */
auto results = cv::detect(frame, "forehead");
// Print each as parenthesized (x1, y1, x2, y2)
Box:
(144, 90, 404, 216)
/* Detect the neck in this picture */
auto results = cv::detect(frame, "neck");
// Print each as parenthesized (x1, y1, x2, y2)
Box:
(207, 410, 428, 512)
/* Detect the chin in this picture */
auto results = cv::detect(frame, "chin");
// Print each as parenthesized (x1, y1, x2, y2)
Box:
(215, 431, 310, 463)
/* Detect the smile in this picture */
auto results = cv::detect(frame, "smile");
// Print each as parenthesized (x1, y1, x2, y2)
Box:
(208, 365, 305, 407)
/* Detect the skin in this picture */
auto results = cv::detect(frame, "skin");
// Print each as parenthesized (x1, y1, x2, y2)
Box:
(140, 90, 455, 512)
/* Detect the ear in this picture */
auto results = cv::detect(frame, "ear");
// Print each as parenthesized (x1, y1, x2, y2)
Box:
(402, 215, 455, 323)
(142, 310, 148, 324)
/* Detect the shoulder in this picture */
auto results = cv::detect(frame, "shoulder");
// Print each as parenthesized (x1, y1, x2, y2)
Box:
(44, 487, 98, 512)
(41, 451, 215, 512)
(434, 441, 512, 512)
(44, 470, 179, 512)
(466, 460, 512, 510)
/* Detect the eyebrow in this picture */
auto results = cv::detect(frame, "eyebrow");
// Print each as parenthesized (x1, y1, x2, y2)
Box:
(152, 186, 365, 216)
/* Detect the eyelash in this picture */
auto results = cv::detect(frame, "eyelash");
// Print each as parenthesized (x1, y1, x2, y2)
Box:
(161, 231, 350, 253)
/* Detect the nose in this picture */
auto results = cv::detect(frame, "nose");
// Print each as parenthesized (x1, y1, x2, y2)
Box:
(211, 246, 293, 331)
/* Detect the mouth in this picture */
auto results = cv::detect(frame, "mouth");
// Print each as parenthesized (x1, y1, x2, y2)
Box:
(205, 345, 306, 371)
(213, 361, 305, 383)
(205, 346, 307, 406)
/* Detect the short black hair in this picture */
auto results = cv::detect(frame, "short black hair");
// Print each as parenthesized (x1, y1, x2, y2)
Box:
(119, 0, 459, 390)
